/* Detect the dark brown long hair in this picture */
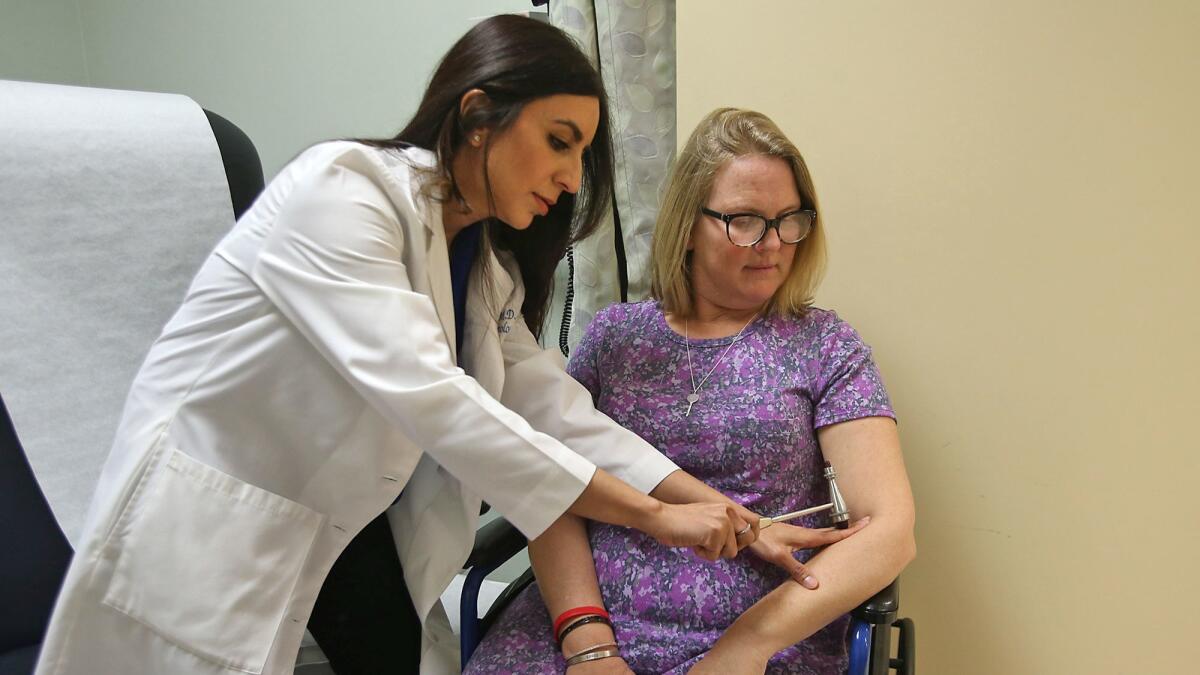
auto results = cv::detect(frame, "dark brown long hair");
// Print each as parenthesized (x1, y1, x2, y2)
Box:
(361, 15, 614, 337)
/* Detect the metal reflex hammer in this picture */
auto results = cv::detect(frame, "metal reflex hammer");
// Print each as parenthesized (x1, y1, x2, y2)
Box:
(758, 461, 851, 530)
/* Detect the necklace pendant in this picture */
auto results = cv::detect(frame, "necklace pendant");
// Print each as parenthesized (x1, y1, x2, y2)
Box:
(685, 392, 700, 417)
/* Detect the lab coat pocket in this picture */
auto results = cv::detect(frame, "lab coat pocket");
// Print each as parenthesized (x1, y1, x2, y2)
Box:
(101, 449, 322, 674)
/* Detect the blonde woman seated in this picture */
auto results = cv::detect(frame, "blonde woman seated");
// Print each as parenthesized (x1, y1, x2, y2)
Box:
(465, 108, 915, 674)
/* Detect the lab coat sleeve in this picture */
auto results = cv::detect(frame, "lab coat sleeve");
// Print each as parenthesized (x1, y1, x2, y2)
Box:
(497, 296, 679, 495)
(247, 152, 594, 539)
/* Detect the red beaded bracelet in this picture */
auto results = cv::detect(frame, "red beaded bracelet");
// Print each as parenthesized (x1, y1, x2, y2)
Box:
(553, 605, 610, 640)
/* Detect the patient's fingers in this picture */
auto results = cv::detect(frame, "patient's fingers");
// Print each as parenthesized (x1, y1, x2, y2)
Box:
(788, 559, 819, 589)
(760, 542, 818, 588)
(786, 516, 870, 549)
(744, 517, 873, 588)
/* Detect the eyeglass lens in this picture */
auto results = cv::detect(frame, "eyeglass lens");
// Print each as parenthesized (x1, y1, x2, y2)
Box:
(727, 213, 813, 246)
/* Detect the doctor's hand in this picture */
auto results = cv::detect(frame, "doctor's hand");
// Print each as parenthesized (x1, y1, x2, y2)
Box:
(641, 501, 746, 561)
(727, 501, 762, 549)
(746, 517, 870, 589)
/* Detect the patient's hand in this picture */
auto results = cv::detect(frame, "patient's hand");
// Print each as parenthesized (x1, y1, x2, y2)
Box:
(747, 518, 870, 588)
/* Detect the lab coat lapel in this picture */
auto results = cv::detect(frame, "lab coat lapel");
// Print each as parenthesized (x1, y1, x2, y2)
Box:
(462, 250, 514, 395)
(369, 147, 457, 364)
(421, 205, 457, 365)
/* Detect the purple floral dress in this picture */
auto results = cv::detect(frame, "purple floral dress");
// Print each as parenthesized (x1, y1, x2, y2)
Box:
(465, 301, 894, 674)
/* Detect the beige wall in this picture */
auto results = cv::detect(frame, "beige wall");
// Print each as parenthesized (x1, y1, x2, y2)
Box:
(680, 1, 1199, 673)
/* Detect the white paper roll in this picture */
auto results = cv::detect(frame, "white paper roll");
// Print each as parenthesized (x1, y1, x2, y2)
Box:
(0, 79, 236, 543)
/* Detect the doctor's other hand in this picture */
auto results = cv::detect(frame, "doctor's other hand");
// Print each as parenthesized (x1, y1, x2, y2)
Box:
(642, 501, 745, 560)
(747, 517, 870, 588)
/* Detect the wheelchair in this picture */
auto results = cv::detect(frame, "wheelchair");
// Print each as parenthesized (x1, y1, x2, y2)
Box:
(459, 516, 914, 675)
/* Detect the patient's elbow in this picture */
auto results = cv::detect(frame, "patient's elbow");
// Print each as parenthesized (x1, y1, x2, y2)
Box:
(878, 509, 916, 571)
(894, 520, 917, 569)
(901, 532, 917, 567)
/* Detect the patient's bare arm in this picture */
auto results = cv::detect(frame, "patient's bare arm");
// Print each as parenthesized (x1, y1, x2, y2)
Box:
(690, 416, 916, 675)
(529, 514, 632, 673)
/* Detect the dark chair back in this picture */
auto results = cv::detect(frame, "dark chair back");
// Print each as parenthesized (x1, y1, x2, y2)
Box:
(203, 109, 265, 220)
(0, 394, 73, 666)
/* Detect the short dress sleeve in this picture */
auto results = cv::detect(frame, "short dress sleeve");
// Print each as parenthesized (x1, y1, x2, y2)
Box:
(812, 313, 896, 429)
(566, 305, 618, 402)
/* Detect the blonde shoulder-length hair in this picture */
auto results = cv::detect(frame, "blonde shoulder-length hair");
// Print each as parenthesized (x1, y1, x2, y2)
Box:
(650, 107, 827, 318)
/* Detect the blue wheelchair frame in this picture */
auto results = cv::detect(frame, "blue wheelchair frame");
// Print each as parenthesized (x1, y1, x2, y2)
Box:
(459, 517, 913, 674)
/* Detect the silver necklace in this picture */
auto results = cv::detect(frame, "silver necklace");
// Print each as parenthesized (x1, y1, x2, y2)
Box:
(683, 314, 758, 417)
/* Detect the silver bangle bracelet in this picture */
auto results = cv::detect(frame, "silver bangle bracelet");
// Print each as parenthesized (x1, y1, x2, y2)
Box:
(565, 647, 621, 667)
(564, 641, 618, 661)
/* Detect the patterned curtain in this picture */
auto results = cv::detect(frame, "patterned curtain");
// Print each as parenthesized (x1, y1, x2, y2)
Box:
(543, 0, 677, 355)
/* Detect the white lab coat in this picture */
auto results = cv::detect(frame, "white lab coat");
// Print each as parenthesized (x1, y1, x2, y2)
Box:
(35, 142, 678, 675)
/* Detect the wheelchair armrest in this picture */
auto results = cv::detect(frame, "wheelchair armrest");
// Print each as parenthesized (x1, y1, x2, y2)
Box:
(461, 517, 529, 670)
(464, 516, 527, 570)
(850, 578, 899, 625)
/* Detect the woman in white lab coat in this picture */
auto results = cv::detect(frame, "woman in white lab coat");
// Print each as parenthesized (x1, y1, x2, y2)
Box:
(35, 15, 765, 675)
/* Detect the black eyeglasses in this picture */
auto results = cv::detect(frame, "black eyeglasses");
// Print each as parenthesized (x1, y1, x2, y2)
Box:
(700, 207, 816, 247)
